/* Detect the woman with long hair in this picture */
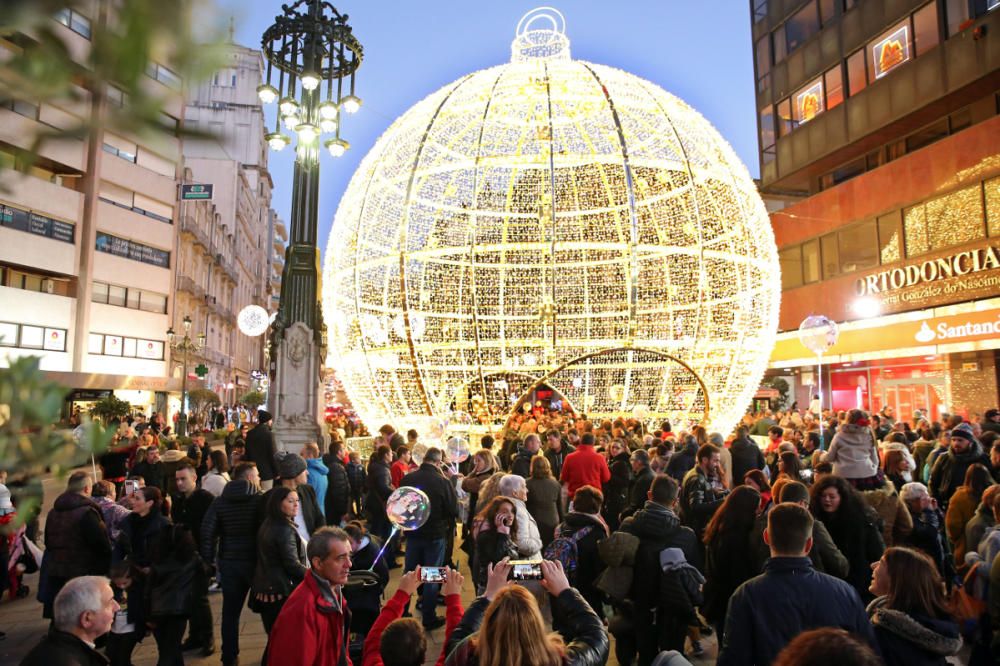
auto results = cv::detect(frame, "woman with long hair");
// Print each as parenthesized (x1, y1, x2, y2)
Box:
(702, 485, 762, 639)
(743, 469, 772, 513)
(602, 438, 632, 531)
(474, 471, 508, 515)
(944, 462, 994, 564)
(867, 547, 962, 665)
(462, 450, 500, 539)
(810, 474, 885, 601)
(883, 449, 909, 493)
(251, 486, 307, 638)
(776, 451, 806, 485)
(446, 559, 608, 666)
(202, 449, 230, 497)
(526, 456, 563, 549)
(472, 496, 518, 594)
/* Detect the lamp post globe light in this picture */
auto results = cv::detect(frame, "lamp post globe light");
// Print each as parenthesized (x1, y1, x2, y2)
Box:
(260, 0, 363, 451)
(167, 315, 206, 438)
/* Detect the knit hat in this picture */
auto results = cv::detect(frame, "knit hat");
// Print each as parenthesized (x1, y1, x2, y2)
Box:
(0, 484, 13, 516)
(951, 422, 977, 443)
(275, 451, 307, 479)
(257, 410, 273, 424)
(900, 482, 930, 502)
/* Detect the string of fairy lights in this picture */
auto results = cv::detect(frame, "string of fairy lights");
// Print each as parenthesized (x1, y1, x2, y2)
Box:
(322, 9, 781, 437)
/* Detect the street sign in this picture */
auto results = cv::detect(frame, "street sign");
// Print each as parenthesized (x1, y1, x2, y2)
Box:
(194, 363, 209, 378)
(180, 184, 214, 201)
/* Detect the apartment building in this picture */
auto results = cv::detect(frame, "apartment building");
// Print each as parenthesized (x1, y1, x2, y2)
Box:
(752, 0, 1000, 418)
(0, 3, 183, 417)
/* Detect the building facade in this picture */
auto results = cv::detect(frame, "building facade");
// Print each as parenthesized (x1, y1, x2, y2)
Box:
(0, 4, 184, 417)
(181, 41, 273, 402)
(752, 0, 1000, 419)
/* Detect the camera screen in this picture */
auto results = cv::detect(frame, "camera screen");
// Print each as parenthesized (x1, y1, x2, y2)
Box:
(511, 562, 542, 580)
(420, 567, 444, 583)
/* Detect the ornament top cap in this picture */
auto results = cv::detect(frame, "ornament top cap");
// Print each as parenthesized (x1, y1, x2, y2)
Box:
(511, 7, 571, 63)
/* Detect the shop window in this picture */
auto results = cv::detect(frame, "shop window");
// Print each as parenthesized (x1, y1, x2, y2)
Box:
(821, 233, 840, 278)
(878, 213, 902, 264)
(869, 19, 911, 82)
(779, 246, 803, 290)
(945, 0, 969, 35)
(905, 118, 949, 152)
(913, 3, 941, 54)
(847, 50, 867, 96)
(803, 239, 821, 282)
(777, 98, 794, 137)
(785, 2, 820, 52)
(839, 219, 879, 273)
(793, 77, 824, 124)
(824, 65, 844, 109)
(986, 176, 1000, 238)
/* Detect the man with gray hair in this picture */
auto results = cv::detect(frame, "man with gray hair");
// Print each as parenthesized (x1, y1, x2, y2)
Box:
(498, 474, 542, 559)
(22, 575, 119, 665)
(399, 447, 458, 630)
(266, 527, 353, 665)
(511, 434, 540, 478)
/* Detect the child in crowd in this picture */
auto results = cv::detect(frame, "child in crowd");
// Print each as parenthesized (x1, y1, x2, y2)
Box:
(347, 450, 367, 518)
(107, 563, 143, 666)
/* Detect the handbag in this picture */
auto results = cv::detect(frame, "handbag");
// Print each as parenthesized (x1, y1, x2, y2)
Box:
(949, 563, 987, 637)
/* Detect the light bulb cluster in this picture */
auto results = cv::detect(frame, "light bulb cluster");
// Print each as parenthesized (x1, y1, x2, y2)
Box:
(323, 19, 780, 436)
(259, 83, 361, 157)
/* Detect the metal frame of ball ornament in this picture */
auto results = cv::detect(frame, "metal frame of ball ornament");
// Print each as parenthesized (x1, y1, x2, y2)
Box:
(797, 315, 840, 441)
(322, 8, 779, 439)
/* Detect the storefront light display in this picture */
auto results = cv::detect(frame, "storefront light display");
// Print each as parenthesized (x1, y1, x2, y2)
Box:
(323, 8, 781, 435)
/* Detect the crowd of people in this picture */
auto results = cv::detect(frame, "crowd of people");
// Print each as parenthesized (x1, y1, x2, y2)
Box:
(5, 402, 1000, 665)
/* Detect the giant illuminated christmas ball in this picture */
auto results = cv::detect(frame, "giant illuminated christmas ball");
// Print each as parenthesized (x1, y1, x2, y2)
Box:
(323, 9, 780, 435)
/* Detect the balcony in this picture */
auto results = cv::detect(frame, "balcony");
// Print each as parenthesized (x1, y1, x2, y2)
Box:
(179, 215, 211, 252)
(176, 274, 205, 300)
(218, 254, 239, 283)
(275, 219, 288, 242)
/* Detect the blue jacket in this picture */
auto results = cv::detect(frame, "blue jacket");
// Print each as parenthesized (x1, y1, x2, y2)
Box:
(718, 556, 877, 666)
(306, 458, 330, 517)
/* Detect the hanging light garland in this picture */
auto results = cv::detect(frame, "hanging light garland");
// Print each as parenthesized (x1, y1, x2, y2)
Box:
(323, 8, 781, 436)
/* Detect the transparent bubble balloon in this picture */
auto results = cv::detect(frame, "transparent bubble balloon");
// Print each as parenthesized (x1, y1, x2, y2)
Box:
(446, 435, 471, 463)
(446, 410, 473, 431)
(798, 315, 840, 355)
(410, 442, 429, 465)
(633, 404, 650, 421)
(385, 486, 431, 531)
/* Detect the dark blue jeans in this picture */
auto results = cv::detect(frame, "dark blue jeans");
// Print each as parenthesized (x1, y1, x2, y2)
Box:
(404, 535, 446, 626)
(218, 559, 255, 663)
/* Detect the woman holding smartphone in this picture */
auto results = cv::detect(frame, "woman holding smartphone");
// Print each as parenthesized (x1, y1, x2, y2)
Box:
(472, 496, 519, 595)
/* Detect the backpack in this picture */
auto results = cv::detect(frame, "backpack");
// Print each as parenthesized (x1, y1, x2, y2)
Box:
(543, 524, 593, 578)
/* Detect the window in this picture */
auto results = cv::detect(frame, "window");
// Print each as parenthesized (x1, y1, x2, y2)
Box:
(755, 37, 771, 92)
(2, 98, 40, 120)
(838, 219, 879, 272)
(89, 334, 103, 354)
(904, 185, 985, 256)
(132, 194, 172, 223)
(773, 28, 787, 63)
(986, 176, 1000, 237)
(0, 322, 17, 346)
(92, 281, 109, 303)
(819, 157, 865, 190)
(159, 112, 179, 134)
(945, 0, 969, 35)
(905, 118, 948, 152)
(949, 107, 972, 133)
(20, 325, 44, 349)
(913, 3, 941, 54)
(878, 212, 902, 264)
(824, 65, 844, 109)
(139, 292, 167, 314)
(104, 335, 123, 356)
(106, 85, 127, 108)
(793, 77, 824, 124)
(753, 0, 769, 22)
(54, 9, 91, 39)
(820, 0, 837, 23)
(760, 105, 775, 158)
(847, 50, 867, 96)
(785, 2, 821, 52)
(777, 99, 794, 137)
(108, 285, 126, 307)
(821, 233, 840, 278)
(146, 62, 181, 89)
(802, 239, 821, 282)
(904, 205, 930, 256)
(102, 133, 137, 163)
(869, 20, 911, 82)
(779, 246, 803, 290)
(126, 289, 140, 309)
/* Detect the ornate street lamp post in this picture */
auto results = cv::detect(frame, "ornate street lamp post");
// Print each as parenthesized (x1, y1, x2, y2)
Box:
(259, 0, 362, 450)
(167, 315, 206, 437)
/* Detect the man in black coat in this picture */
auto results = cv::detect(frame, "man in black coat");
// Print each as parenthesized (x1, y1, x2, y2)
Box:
(244, 410, 277, 489)
(323, 445, 351, 524)
(510, 434, 540, 479)
(200, 462, 264, 666)
(679, 444, 729, 542)
(623, 449, 654, 519)
(544, 430, 576, 480)
(930, 422, 991, 507)
(131, 445, 164, 491)
(399, 447, 458, 630)
(41, 472, 112, 619)
(617, 474, 701, 664)
(729, 426, 766, 485)
(22, 575, 118, 666)
(172, 463, 215, 655)
(718, 504, 876, 666)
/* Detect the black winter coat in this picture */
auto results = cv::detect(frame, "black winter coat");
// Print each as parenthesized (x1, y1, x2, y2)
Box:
(679, 466, 727, 539)
(545, 444, 576, 480)
(816, 506, 885, 602)
(703, 528, 758, 625)
(365, 460, 393, 531)
(557, 513, 608, 615)
(170, 488, 214, 549)
(602, 452, 631, 530)
(323, 453, 351, 521)
(472, 529, 518, 590)
(665, 442, 697, 483)
(244, 423, 277, 481)
(619, 501, 702, 606)
(20, 629, 110, 666)
(345, 537, 389, 614)
(867, 597, 962, 666)
(624, 465, 654, 517)
(43, 492, 111, 580)
(445, 588, 609, 666)
(930, 442, 991, 507)
(400, 463, 458, 540)
(729, 437, 765, 484)
(252, 518, 307, 598)
(131, 460, 164, 491)
(200, 479, 264, 563)
(509, 448, 535, 479)
(147, 523, 203, 619)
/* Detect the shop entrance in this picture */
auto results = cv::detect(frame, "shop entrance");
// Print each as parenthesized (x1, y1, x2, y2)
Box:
(879, 376, 946, 423)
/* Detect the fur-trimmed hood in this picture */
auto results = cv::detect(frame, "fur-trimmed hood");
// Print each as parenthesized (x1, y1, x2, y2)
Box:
(867, 597, 962, 656)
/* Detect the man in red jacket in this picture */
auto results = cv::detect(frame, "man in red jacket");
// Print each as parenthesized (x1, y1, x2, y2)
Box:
(559, 432, 611, 501)
(362, 566, 465, 666)
(267, 527, 353, 666)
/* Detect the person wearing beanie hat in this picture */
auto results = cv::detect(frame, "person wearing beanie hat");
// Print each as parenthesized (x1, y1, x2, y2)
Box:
(245, 411, 277, 490)
(929, 423, 990, 508)
(264, 452, 325, 543)
(982, 408, 1000, 437)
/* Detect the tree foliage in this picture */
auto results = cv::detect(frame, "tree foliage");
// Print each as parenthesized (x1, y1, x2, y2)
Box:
(187, 388, 221, 425)
(89, 394, 132, 423)
(240, 390, 266, 411)
(765, 377, 791, 410)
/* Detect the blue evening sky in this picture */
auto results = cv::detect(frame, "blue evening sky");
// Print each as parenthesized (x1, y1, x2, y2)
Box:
(213, 0, 759, 259)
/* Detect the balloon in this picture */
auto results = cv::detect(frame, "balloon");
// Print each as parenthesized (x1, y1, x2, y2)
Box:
(633, 404, 650, 420)
(798, 315, 839, 355)
(410, 442, 429, 465)
(385, 486, 431, 531)
(446, 435, 470, 463)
